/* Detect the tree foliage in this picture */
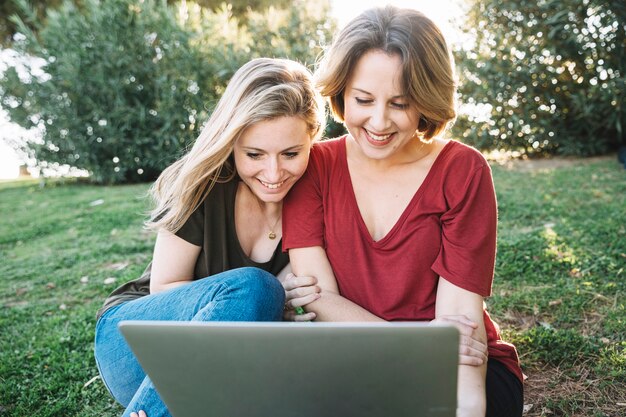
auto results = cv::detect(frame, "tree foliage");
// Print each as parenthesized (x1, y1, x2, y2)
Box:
(0, 0, 291, 45)
(454, 0, 626, 156)
(0, 0, 66, 45)
(0, 0, 333, 183)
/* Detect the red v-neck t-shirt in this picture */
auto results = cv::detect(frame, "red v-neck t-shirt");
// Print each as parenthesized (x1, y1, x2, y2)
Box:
(283, 136, 522, 381)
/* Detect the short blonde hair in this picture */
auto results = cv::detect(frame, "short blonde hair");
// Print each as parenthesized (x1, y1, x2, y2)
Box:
(316, 6, 456, 139)
(147, 58, 325, 232)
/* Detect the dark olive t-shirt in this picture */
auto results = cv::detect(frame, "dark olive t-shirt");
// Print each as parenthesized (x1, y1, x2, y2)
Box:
(96, 178, 289, 319)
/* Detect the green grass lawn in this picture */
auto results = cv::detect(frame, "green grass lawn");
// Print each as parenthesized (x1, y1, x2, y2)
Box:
(1, 157, 624, 416)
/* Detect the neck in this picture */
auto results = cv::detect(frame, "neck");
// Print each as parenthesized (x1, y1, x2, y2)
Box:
(257, 198, 282, 217)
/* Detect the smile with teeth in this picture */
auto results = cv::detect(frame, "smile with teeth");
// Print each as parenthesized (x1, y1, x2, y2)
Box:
(260, 180, 285, 189)
(365, 129, 393, 141)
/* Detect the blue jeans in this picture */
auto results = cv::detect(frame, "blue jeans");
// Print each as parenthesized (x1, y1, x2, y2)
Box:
(94, 267, 285, 417)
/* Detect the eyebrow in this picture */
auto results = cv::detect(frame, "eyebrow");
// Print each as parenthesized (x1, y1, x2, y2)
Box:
(351, 87, 407, 100)
(240, 144, 305, 152)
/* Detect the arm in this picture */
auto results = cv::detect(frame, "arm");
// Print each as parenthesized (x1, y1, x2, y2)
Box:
(276, 263, 292, 283)
(289, 246, 384, 322)
(150, 230, 201, 293)
(289, 247, 491, 365)
(436, 277, 487, 417)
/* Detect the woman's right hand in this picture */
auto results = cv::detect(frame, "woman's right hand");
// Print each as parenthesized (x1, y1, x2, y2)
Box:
(430, 314, 488, 366)
(282, 273, 320, 322)
(130, 411, 147, 417)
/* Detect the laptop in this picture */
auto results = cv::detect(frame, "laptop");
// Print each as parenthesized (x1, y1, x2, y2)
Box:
(119, 321, 459, 417)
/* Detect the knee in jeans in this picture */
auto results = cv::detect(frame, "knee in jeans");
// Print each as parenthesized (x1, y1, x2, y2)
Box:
(237, 267, 285, 308)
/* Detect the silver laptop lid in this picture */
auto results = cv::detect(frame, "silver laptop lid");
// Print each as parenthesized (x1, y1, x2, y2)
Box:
(119, 321, 459, 417)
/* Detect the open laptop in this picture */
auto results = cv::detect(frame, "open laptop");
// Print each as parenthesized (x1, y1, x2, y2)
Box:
(119, 321, 459, 417)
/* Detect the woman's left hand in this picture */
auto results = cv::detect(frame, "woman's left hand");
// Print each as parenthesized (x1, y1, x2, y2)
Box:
(430, 314, 488, 366)
(282, 273, 320, 321)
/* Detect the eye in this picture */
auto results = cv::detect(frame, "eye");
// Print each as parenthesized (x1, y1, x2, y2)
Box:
(246, 152, 262, 160)
(391, 102, 410, 110)
(355, 97, 373, 105)
(283, 152, 299, 159)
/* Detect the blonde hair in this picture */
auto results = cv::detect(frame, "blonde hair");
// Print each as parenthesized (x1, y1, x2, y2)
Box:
(316, 6, 456, 139)
(147, 58, 325, 232)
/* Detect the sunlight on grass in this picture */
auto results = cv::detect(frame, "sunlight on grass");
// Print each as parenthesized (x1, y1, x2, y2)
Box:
(541, 224, 579, 266)
(1, 158, 624, 416)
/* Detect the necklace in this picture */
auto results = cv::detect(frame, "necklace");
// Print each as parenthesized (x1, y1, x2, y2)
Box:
(254, 197, 281, 240)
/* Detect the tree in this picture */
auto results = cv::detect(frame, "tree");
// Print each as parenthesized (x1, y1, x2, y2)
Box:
(454, 0, 626, 156)
(0, 0, 335, 183)
(0, 0, 66, 45)
(0, 0, 291, 45)
(2, 0, 219, 183)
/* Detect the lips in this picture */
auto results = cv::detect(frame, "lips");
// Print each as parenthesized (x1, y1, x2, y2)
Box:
(259, 179, 286, 190)
(364, 128, 394, 146)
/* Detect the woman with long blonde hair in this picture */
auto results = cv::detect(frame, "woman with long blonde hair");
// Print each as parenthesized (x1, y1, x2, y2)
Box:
(94, 57, 325, 417)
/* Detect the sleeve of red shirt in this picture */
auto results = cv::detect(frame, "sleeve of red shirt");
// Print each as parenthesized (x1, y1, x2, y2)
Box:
(282, 144, 326, 251)
(431, 163, 497, 296)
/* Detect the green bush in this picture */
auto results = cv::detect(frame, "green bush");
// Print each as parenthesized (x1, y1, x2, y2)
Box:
(1, 0, 334, 184)
(2, 0, 219, 183)
(454, 0, 626, 156)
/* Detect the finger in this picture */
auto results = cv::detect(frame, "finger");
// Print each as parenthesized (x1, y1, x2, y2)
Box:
(459, 335, 488, 359)
(285, 285, 321, 300)
(432, 319, 477, 337)
(130, 413, 138, 417)
(460, 334, 488, 353)
(282, 275, 318, 291)
(458, 353, 486, 366)
(293, 312, 317, 322)
(458, 349, 487, 366)
(459, 344, 487, 359)
(139, 412, 148, 417)
(283, 310, 297, 321)
(458, 339, 488, 365)
(435, 315, 477, 328)
(289, 293, 321, 308)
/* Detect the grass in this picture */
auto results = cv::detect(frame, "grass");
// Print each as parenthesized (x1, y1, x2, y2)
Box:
(489, 157, 625, 416)
(1, 156, 625, 416)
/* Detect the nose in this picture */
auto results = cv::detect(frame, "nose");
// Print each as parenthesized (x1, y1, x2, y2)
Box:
(368, 103, 390, 132)
(264, 156, 282, 183)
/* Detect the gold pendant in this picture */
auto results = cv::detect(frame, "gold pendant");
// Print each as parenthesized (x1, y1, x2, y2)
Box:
(268, 231, 276, 240)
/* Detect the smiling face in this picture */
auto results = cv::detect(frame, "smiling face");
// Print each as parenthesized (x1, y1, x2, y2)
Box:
(233, 116, 312, 203)
(343, 50, 422, 162)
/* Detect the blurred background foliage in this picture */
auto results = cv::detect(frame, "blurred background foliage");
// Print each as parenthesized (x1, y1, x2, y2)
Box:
(0, 0, 624, 183)
(0, 0, 293, 46)
(0, 0, 334, 183)
(455, 0, 625, 156)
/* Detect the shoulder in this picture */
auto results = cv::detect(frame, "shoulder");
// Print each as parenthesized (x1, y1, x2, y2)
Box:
(197, 177, 238, 212)
(310, 135, 345, 158)
(209, 176, 238, 196)
(438, 140, 489, 172)
(433, 140, 495, 203)
(307, 135, 347, 172)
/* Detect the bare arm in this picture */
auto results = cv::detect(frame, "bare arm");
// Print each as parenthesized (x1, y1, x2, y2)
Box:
(436, 277, 487, 417)
(150, 230, 201, 293)
(288, 246, 383, 322)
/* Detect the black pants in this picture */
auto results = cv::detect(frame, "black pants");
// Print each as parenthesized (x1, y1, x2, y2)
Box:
(486, 359, 524, 417)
